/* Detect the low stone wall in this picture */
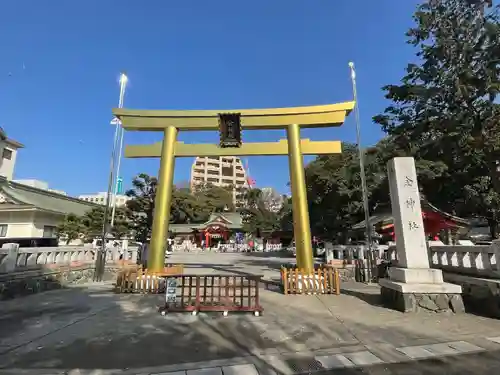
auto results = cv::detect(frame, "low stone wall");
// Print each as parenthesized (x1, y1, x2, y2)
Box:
(0, 265, 120, 300)
(0, 243, 139, 273)
(442, 272, 500, 318)
(380, 286, 465, 314)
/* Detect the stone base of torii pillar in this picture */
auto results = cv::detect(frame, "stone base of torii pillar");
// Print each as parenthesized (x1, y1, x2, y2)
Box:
(379, 157, 464, 313)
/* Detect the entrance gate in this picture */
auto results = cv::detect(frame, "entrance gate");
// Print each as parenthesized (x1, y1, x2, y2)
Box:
(114, 102, 354, 273)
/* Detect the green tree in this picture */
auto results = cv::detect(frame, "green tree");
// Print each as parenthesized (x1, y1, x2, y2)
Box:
(56, 213, 84, 244)
(126, 173, 157, 243)
(278, 195, 294, 233)
(238, 187, 283, 235)
(81, 206, 129, 240)
(373, 0, 500, 236)
(81, 207, 104, 239)
(305, 142, 390, 242)
(193, 183, 235, 214)
(171, 187, 210, 223)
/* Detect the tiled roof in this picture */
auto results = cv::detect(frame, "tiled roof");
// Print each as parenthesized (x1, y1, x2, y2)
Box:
(0, 178, 97, 216)
(207, 212, 243, 225)
(0, 128, 24, 148)
(169, 224, 195, 233)
(169, 212, 243, 233)
(351, 213, 393, 230)
(351, 200, 470, 231)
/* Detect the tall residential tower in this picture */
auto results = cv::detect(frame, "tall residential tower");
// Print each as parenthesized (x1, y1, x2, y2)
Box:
(190, 156, 248, 204)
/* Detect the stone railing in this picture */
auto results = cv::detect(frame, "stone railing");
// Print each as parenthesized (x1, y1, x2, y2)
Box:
(384, 246, 398, 262)
(219, 244, 250, 252)
(330, 245, 357, 260)
(382, 242, 500, 279)
(429, 244, 500, 279)
(172, 243, 200, 252)
(329, 244, 390, 262)
(116, 247, 139, 263)
(171, 243, 283, 252)
(265, 243, 283, 251)
(0, 243, 139, 273)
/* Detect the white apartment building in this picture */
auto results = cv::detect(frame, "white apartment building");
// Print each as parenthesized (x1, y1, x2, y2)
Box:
(78, 192, 130, 207)
(190, 156, 249, 203)
(0, 128, 24, 180)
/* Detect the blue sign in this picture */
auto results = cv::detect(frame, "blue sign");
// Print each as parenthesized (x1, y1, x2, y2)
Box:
(117, 177, 123, 195)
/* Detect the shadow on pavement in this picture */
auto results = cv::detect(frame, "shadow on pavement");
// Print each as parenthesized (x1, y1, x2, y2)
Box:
(339, 280, 500, 321)
(307, 349, 500, 374)
(0, 285, 354, 373)
(340, 285, 384, 307)
(1, 274, 500, 374)
(240, 251, 292, 259)
(241, 257, 287, 271)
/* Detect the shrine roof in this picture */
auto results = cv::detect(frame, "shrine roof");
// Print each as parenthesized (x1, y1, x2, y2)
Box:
(169, 212, 243, 233)
(425, 201, 469, 225)
(169, 224, 194, 233)
(351, 200, 470, 231)
(351, 213, 393, 231)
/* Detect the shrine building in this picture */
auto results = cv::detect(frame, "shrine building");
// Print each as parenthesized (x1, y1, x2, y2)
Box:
(351, 200, 470, 243)
(169, 212, 243, 247)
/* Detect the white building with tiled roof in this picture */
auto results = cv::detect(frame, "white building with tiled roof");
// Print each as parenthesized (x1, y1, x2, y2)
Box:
(0, 130, 97, 240)
(0, 177, 98, 239)
(0, 127, 24, 180)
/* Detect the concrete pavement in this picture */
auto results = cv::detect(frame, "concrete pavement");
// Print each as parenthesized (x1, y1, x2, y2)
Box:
(1, 252, 500, 374)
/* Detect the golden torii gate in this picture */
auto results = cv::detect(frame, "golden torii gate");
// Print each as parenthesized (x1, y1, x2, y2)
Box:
(114, 101, 354, 273)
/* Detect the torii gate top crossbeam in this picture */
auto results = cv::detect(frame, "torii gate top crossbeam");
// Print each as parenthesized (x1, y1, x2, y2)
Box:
(113, 101, 354, 131)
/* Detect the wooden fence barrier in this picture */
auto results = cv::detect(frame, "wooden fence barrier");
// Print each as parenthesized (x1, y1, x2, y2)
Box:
(160, 274, 263, 316)
(114, 265, 141, 292)
(280, 266, 340, 295)
(115, 264, 184, 293)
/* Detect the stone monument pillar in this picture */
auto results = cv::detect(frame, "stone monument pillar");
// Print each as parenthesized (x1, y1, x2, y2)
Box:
(379, 157, 464, 313)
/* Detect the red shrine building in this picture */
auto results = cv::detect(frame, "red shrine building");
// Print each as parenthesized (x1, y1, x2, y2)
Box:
(169, 213, 243, 246)
(351, 200, 470, 243)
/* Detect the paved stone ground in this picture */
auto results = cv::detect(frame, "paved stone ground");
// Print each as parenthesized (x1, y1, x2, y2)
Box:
(0, 252, 500, 374)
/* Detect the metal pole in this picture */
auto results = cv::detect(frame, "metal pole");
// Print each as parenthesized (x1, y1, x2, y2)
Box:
(93, 73, 128, 281)
(110, 74, 128, 227)
(348, 62, 373, 282)
(110, 134, 123, 227)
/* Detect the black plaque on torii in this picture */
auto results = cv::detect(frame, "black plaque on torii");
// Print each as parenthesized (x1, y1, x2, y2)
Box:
(218, 113, 242, 148)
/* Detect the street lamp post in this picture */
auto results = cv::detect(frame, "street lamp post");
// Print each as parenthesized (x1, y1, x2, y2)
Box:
(93, 73, 128, 281)
(348, 62, 373, 282)
(110, 74, 128, 227)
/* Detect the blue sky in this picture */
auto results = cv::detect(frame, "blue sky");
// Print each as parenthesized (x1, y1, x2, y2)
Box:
(0, 0, 420, 196)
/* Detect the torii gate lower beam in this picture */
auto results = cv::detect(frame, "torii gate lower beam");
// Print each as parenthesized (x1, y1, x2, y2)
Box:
(125, 138, 341, 158)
